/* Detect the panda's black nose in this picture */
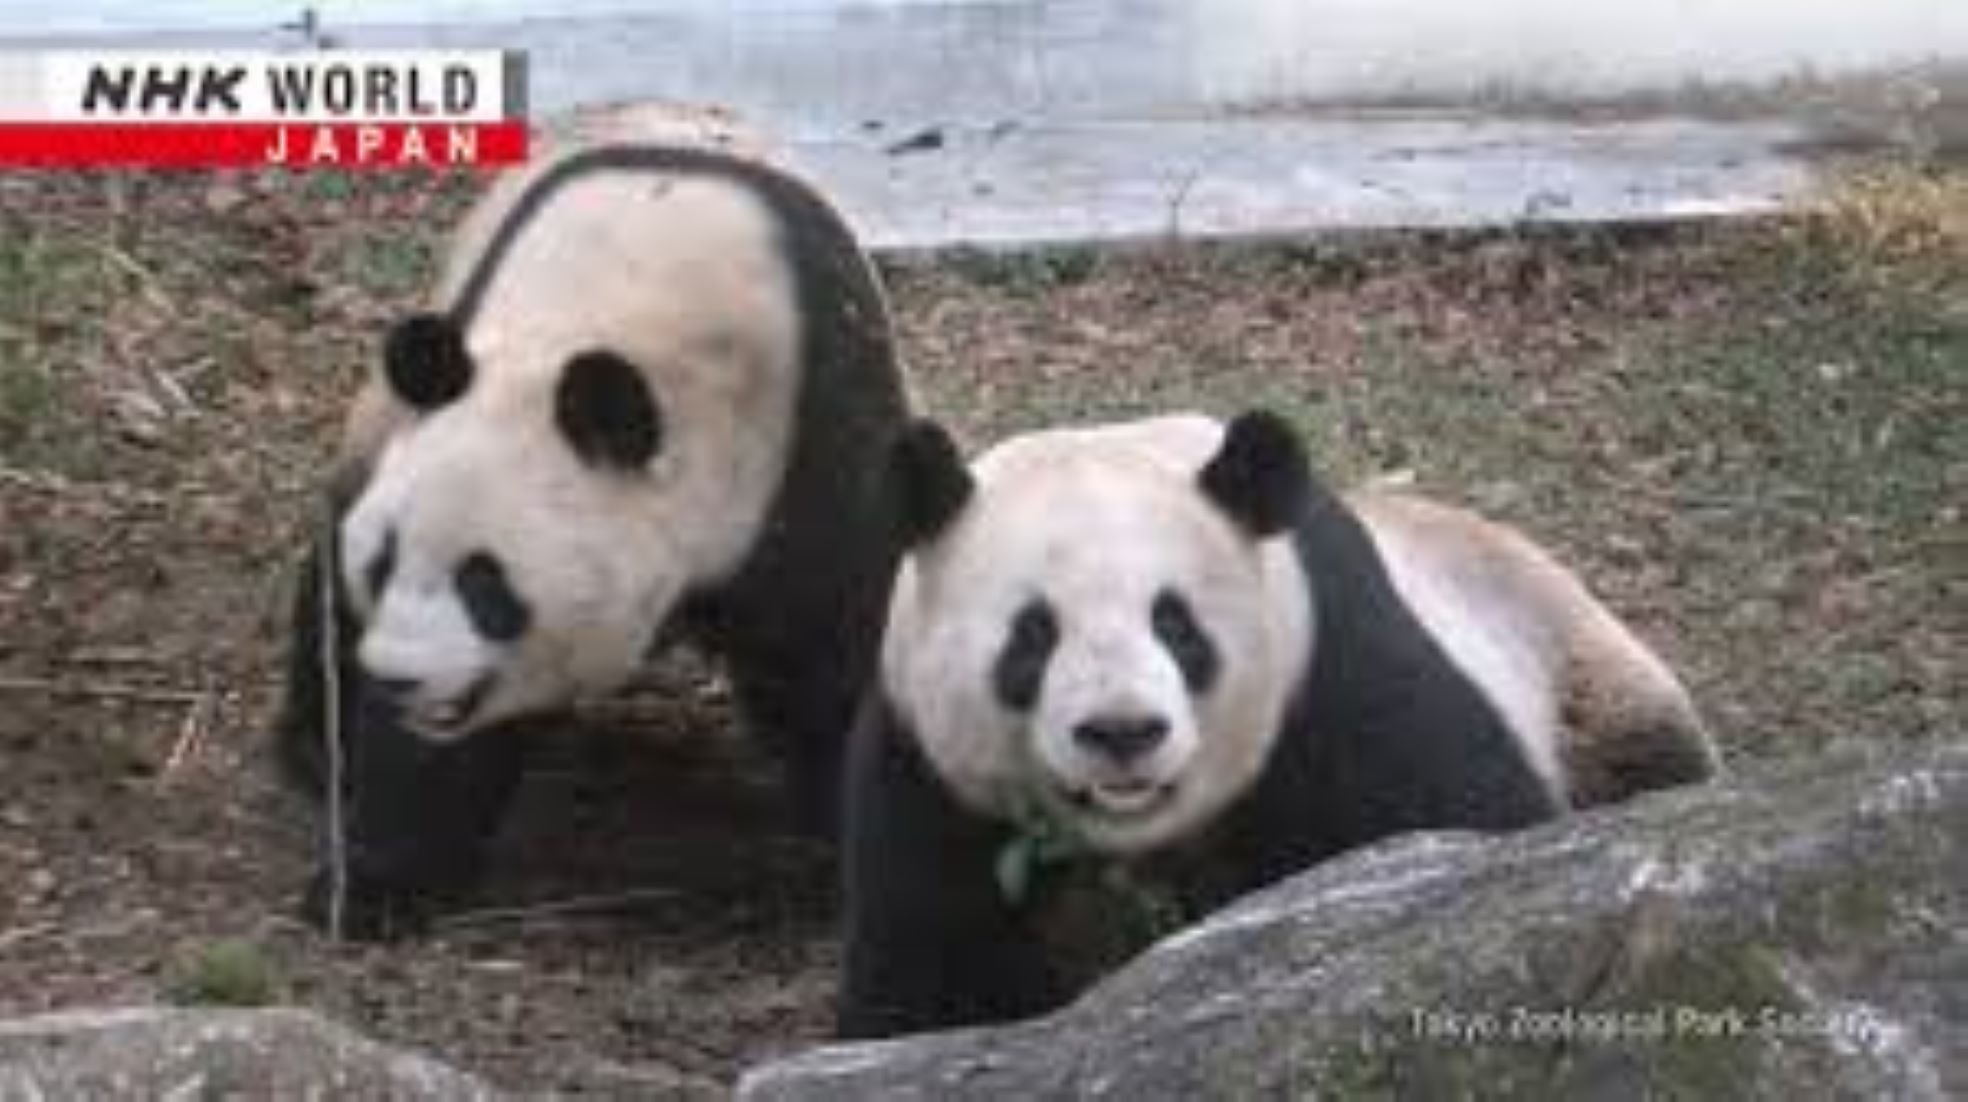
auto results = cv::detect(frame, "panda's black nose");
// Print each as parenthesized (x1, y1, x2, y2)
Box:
(1073, 714, 1169, 764)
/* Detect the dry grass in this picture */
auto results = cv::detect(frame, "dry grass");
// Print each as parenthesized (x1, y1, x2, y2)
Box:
(1812, 161, 1968, 274)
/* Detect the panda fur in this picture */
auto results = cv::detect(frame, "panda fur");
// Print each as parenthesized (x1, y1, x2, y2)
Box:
(838, 410, 1717, 1037)
(274, 137, 908, 938)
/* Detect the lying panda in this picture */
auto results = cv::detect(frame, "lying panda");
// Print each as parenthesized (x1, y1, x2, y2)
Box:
(275, 136, 909, 937)
(838, 410, 1718, 1037)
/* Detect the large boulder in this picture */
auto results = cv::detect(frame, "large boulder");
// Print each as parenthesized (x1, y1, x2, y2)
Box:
(743, 741, 1967, 1100)
(0, 1007, 489, 1098)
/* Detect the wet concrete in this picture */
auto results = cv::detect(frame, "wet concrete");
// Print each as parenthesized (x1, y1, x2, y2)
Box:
(786, 114, 1809, 250)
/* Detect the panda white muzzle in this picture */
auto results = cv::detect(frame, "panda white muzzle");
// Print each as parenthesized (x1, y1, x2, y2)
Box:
(1054, 712, 1182, 816)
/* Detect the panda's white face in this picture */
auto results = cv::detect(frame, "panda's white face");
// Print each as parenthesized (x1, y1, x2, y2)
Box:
(884, 417, 1314, 854)
(341, 408, 673, 738)
(337, 170, 801, 739)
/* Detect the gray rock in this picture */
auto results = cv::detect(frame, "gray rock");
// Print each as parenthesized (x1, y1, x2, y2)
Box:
(0, 1007, 491, 1099)
(742, 741, 1968, 1101)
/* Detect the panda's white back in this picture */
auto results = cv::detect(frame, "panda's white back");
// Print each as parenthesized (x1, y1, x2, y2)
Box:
(1349, 490, 1711, 808)
(443, 168, 801, 576)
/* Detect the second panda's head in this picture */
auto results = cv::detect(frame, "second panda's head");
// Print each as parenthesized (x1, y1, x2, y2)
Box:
(881, 412, 1317, 855)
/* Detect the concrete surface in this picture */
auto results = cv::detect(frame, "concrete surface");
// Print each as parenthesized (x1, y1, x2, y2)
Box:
(4, 1, 1961, 246)
(789, 115, 1809, 250)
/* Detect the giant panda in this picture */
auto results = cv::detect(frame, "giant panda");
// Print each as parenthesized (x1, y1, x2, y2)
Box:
(838, 410, 1718, 1037)
(274, 132, 909, 938)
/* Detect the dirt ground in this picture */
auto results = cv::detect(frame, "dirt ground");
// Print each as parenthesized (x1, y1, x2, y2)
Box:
(0, 166, 1960, 1093)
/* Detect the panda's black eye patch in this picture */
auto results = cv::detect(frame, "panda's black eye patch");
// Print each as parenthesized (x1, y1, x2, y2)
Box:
(993, 598, 1058, 713)
(363, 529, 398, 598)
(455, 551, 531, 642)
(557, 350, 663, 470)
(1152, 589, 1219, 693)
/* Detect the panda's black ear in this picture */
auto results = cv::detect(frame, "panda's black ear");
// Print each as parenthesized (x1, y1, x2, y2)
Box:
(383, 313, 472, 411)
(1199, 409, 1311, 538)
(890, 419, 973, 548)
(557, 351, 663, 470)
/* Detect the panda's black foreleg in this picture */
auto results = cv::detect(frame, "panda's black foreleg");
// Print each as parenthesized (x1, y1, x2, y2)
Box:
(299, 689, 529, 941)
(723, 652, 856, 842)
(837, 699, 1063, 1038)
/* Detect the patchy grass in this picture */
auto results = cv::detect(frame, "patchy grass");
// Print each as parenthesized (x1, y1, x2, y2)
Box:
(882, 213, 1962, 756)
(165, 937, 283, 1008)
(0, 164, 1960, 1090)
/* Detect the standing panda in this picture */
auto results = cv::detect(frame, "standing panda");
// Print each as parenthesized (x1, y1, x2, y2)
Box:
(839, 410, 1718, 1037)
(274, 135, 909, 938)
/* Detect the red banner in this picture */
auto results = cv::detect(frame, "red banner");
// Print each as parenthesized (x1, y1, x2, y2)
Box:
(0, 121, 527, 168)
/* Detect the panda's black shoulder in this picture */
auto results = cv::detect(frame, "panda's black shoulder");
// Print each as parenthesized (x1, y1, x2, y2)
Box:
(844, 693, 1005, 854)
(1255, 494, 1562, 850)
(838, 692, 1070, 1036)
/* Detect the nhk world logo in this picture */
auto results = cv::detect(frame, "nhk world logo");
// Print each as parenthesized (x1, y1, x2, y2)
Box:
(0, 50, 528, 167)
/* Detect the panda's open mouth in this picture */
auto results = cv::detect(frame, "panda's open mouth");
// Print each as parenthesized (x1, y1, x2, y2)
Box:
(409, 672, 496, 735)
(1069, 778, 1175, 818)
